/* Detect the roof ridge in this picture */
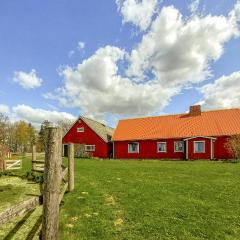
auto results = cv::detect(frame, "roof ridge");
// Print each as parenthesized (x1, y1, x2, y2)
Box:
(82, 116, 114, 129)
(118, 107, 240, 122)
(118, 113, 184, 121)
(81, 116, 114, 142)
(202, 108, 240, 113)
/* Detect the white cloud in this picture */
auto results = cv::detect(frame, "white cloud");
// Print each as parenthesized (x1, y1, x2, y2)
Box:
(127, 5, 239, 87)
(116, 0, 158, 31)
(46, 4, 240, 121)
(77, 41, 85, 50)
(45, 45, 176, 120)
(13, 104, 76, 126)
(13, 69, 43, 89)
(229, 0, 240, 24)
(189, 0, 200, 15)
(199, 71, 240, 109)
(0, 104, 10, 114)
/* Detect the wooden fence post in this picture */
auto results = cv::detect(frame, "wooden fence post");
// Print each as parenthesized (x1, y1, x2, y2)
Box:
(42, 127, 62, 240)
(32, 145, 36, 171)
(68, 143, 74, 192)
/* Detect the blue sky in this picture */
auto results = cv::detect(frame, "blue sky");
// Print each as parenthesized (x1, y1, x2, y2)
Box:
(0, 0, 240, 127)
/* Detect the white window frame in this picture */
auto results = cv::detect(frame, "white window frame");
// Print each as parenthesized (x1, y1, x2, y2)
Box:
(157, 142, 167, 153)
(194, 141, 205, 153)
(174, 141, 184, 153)
(128, 142, 139, 153)
(77, 127, 84, 133)
(85, 145, 95, 152)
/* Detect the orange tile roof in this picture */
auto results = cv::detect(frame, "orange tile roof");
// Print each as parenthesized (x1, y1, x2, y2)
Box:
(112, 108, 240, 141)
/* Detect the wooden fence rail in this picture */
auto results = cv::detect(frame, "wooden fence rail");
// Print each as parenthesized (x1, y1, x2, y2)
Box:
(5, 159, 22, 170)
(0, 196, 41, 225)
(0, 128, 75, 240)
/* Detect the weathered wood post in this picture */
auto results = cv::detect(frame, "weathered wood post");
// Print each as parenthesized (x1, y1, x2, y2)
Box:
(42, 127, 62, 240)
(0, 144, 7, 171)
(0, 158, 5, 172)
(68, 143, 74, 192)
(32, 145, 36, 171)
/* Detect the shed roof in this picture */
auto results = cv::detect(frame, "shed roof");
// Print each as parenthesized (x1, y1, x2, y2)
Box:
(112, 108, 240, 141)
(81, 117, 114, 142)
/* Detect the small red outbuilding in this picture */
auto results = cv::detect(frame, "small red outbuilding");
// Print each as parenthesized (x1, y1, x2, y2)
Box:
(63, 117, 114, 158)
(112, 106, 240, 160)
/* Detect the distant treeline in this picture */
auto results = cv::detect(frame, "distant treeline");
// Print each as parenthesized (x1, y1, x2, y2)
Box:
(0, 113, 74, 153)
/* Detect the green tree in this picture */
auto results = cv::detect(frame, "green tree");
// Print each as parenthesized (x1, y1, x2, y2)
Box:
(37, 120, 51, 152)
(15, 121, 29, 153)
(0, 113, 9, 145)
(27, 123, 37, 146)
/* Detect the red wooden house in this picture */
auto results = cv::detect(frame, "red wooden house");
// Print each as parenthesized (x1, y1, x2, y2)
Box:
(112, 106, 240, 160)
(63, 117, 114, 158)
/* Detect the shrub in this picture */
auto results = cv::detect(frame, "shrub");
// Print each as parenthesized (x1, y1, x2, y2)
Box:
(225, 135, 240, 161)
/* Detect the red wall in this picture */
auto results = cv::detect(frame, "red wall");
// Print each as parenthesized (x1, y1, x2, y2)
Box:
(114, 139, 185, 159)
(114, 136, 233, 160)
(63, 119, 111, 158)
(214, 136, 232, 159)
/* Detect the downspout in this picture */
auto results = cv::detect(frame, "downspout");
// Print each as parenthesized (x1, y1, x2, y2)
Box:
(210, 139, 214, 160)
(186, 140, 189, 160)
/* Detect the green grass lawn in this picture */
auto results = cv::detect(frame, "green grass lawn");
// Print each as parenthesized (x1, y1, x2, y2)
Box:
(0, 157, 240, 239)
(59, 159, 240, 240)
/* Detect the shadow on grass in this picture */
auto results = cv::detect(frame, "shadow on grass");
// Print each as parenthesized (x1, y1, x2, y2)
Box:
(221, 160, 240, 164)
(3, 209, 35, 240)
(25, 214, 42, 240)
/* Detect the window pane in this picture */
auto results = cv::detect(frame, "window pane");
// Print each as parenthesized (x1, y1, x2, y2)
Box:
(85, 145, 95, 151)
(199, 142, 204, 152)
(158, 143, 166, 152)
(194, 142, 205, 153)
(77, 127, 84, 132)
(175, 141, 184, 152)
(128, 143, 139, 153)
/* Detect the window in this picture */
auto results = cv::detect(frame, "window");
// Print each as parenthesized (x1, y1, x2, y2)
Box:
(77, 127, 84, 132)
(85, 145, 95, 152)
(157, 142, 167, 152)
(128, 142, 139, 153)
(194, 141, 205, 153)
(174, 141, 184, 152)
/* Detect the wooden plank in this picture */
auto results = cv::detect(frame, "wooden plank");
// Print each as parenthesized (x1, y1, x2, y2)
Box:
(59, 182, 68, 204)
(62, 167, 68, 179)
(5, 160, 20, 163)
(0, 197, 41, 225)
(32, 169, 44, 173)
(32, 160, 45, 164)
(6, 167, 21, 170)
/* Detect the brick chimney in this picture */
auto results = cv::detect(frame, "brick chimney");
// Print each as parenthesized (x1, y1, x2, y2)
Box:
(189, 105, 201, 116)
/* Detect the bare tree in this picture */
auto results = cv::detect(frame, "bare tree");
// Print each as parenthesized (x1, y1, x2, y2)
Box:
(57, 119, 74, 135)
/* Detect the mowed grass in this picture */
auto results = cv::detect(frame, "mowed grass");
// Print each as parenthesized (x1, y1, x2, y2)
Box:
(0, 157, 240, 239)
(59, 159, 240, 240)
